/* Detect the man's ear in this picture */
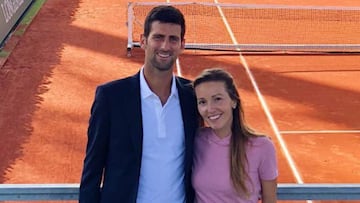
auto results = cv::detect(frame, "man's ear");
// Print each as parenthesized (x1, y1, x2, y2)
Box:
(178, 39, 185, 54)
(181, 38, 186, 50)
(140, 34, 146, 49)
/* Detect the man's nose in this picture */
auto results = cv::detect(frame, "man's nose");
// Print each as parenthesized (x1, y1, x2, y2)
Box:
(160, 38, 171, 50)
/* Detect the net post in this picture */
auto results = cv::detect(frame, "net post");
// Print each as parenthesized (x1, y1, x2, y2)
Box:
(127, 2, 134, 57)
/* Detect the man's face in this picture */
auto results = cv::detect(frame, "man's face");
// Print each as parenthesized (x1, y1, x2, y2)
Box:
(141, 21, 185, 72)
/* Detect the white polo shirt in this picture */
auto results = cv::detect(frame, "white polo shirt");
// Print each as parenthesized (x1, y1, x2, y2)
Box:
(136, 68, 186, 203)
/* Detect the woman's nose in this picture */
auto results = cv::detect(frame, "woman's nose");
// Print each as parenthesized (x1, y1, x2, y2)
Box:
(206, 102, 215, 112)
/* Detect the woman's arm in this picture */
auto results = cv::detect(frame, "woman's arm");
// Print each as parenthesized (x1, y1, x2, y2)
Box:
(261, 178, 277, 203)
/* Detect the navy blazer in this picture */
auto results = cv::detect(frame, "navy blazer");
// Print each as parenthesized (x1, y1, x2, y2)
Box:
(79, 72, 198, 203)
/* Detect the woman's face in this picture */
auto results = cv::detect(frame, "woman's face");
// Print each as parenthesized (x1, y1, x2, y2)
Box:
(195, 81, 236, 138)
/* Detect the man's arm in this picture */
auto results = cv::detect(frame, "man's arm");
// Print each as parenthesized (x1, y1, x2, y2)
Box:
(79, 86, 110, 203)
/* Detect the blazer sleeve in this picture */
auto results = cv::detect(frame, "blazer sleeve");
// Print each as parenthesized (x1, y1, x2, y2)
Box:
(79, 86, 110, 203)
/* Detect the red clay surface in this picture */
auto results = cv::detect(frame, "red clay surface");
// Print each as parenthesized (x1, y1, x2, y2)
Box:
(0, 0, 359, 203)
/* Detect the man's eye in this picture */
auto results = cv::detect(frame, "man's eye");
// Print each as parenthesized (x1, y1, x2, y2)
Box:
(153, 36, 162, 40)
(170, 37, 179, 43)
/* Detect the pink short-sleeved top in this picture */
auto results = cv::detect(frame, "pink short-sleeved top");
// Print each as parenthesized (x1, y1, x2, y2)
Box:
(192, 127, 278, 203)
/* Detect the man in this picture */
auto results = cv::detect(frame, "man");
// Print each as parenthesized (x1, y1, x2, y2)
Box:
(79, 5, 198, 203)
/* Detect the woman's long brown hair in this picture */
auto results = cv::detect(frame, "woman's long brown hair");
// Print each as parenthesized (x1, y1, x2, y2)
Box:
(193, 68, 263, 197)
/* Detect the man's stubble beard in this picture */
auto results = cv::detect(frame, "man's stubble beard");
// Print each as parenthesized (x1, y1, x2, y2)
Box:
(150, 56, 176, 72)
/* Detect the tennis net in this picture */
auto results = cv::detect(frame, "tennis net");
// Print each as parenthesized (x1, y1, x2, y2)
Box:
(127, 2, 360, 54)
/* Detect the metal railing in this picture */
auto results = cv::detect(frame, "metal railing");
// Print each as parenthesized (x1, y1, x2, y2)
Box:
(1, 183, 360, 201)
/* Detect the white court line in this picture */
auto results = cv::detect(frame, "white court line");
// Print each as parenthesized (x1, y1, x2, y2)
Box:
(281, 130, 360, 134)
(213, 2, 310, 202)
(170, 1, 303, 202)
(176, 58, 182, 77)
(167, 0, 182, 77)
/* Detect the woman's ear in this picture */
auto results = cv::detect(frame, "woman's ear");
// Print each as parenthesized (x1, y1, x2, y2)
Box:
(232, 101, 237, 109)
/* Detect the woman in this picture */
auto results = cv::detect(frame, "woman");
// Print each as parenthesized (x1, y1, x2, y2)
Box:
(192, 68, 278, 203)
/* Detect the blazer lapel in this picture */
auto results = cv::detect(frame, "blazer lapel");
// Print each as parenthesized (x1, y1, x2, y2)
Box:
(176, 77, 197, 167)
(176, 77, 197, 136)
(126, 72, 143, 157)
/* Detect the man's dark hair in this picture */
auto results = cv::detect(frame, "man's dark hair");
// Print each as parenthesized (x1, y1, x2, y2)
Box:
(143, 5, 186, 40)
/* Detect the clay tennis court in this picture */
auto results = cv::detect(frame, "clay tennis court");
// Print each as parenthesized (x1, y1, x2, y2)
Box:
(0, 0, 359, 202)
